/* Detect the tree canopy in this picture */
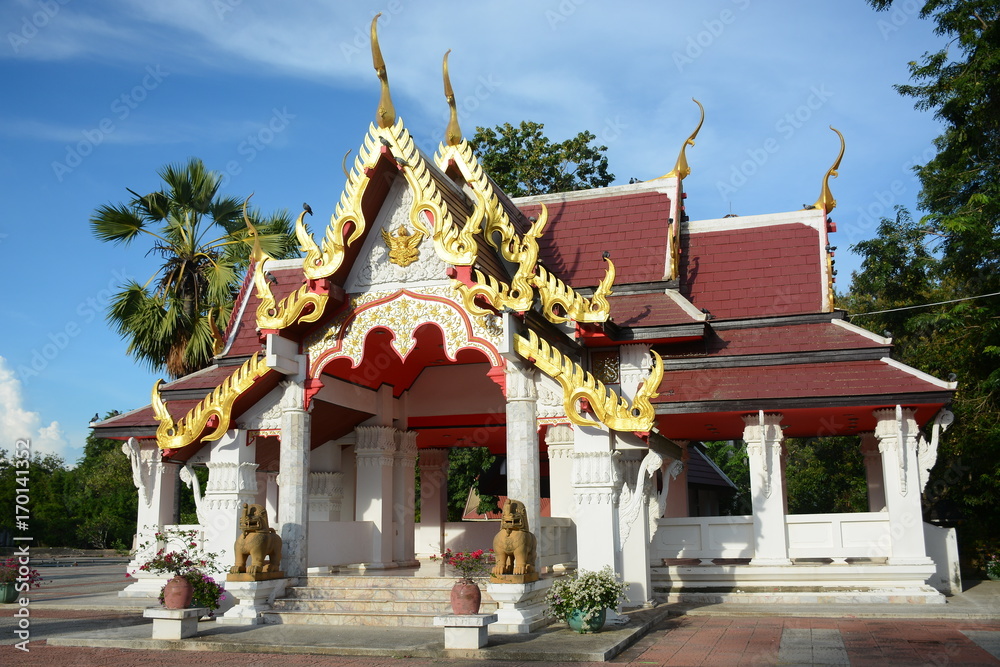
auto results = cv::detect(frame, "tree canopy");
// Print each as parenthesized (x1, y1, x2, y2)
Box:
(91, 158, 298, 378)
(470, 121, 614, 197)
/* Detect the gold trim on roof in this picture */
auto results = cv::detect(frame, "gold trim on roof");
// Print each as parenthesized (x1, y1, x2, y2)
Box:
(814, 126, 845, 212)
(661, 98, 705, 180)
(514, 330, 662, 432)
(443, 50, 462, 146)
(253, 210, 328, 330)
(151, 352, 270, 450)
(436, 140, 614, 324)
(371, 13, 396, 129)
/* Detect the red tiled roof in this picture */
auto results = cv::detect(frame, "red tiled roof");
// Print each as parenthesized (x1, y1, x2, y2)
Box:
(224, 265, 304, 358)
(520, 191, 672, 287)
(97, 399, 200, 429)
(654, 359, 945, 404)
(680, 223, 822, 320)
(661, 321, 885, 358)
(608, 292, 701, 328)
(159, 365, 241, 391)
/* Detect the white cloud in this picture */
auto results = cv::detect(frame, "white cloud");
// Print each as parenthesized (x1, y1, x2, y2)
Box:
(0, 356, 72, 463)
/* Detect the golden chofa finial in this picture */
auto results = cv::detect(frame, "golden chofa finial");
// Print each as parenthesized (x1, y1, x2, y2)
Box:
(370, 13, 395, 129)
(813, 126, 845, 212)
(661, 98, 705, 180)
(443, 49, 462, 146)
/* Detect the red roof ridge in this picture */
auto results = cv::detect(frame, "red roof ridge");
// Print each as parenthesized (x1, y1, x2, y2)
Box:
(685, 208, 826, 235)
(880, 356, 958, 391)
(511, 178, 678, 207)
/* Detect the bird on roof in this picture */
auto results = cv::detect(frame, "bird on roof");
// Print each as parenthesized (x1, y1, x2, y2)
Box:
(90, 413, 99, 424)
(303, 202, 313, 216)
(394, 156, 409, 167)
(379, 136, 392, 148)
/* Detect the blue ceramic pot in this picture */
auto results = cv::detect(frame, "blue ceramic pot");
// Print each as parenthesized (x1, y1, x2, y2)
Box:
(567, 608, 606, 633)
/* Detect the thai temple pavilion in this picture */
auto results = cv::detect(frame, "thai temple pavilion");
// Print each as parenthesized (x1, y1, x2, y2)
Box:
(94, 17, 958, 629)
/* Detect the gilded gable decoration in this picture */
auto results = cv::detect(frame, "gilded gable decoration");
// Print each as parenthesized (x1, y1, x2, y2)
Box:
(661, 98, 705, 180)
(814, 126, 845, 212)
(152, 353, 271, 450)
(381, 224, 424, 267)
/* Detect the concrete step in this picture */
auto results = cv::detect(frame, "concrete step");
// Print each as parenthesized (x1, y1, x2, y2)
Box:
(267, 573, 496, 627)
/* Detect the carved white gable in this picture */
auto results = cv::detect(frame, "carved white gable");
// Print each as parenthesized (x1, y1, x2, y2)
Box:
(236, 386, 283, 431)
(344, 178, 450, 293)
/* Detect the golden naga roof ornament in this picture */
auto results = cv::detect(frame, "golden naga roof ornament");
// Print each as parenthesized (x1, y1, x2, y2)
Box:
(660, 98, 705, 180)
(151, 352, 271, 450)
(514, 330, 663, 432)
(814, 126, 845, 212)
(442, 50, 462, 146)
(370, 13, 396, 129)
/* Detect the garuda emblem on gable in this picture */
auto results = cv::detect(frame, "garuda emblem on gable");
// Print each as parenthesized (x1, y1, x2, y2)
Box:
(380, 225, 424, 267)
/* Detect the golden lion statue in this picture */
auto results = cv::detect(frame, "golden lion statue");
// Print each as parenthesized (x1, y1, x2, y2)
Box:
(230, 503, 282, 576)
(491, 499, 537, 578)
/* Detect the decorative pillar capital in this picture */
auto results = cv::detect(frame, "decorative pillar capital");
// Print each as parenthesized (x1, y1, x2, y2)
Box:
(859, 432, 880, 457)
(355, 425, 397, 467)
(418, 447, 448, 471)
(572, 450, 620, 506)
(545, 424, 574, 450)
(394, 430, 418, 469)
(742, 412, 785, 456)
(505, 360, 537, 401)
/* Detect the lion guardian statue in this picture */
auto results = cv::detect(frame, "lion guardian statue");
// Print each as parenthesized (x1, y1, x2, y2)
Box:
(230, 503, 283, 577)
(491, 499, 538, 580)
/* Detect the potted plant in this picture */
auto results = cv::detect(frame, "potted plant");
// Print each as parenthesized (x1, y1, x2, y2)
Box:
(0, 557, 42, 604)
(985, 552, 1000, 581)
(132, 529, 225, 613)
(544, 566, 629, 633)
(431, 548, 495, 614)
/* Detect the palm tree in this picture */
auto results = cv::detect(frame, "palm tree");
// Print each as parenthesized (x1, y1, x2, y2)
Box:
(91, 158, 297, 378)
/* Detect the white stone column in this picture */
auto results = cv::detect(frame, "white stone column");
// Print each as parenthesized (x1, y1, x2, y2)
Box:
(417, 448, 448, 557)
(278, 380, 311, 578)
(617, 447, 655, 607)
(264, 472, 279, 522)
(860, 432, 886, 512)
(355, 425, 397, 568)
(308, 472, 344, 522)
(572, 425, 620, 573)
(545, 425, 575, 518)
(505, 359, 541, 571)
(874, 407, 930, 564)
(394, 430, 418, 565)
(197, 430, 259, 574)
(742, 413, 790, 565)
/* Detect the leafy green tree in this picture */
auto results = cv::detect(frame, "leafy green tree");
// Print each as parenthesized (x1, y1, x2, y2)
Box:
(701, 441, 751, 515)
(91, 158, 297, 378)
(447, 447, 496, 521)
(860, 0, 1000, 563)
(470, 121, 614, 197)
(784, 438, 868, 514)
(71, 424, 138, 549)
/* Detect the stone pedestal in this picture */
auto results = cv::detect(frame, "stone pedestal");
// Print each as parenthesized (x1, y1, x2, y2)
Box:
(434, 613, 497, 649)
(217, 578, 287, 625)
(143, 607, 207, 639)
(486, 579, 552, 633)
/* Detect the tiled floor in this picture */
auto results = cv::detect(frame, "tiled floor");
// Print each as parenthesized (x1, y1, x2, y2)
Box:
(613, 616, 1000, 666)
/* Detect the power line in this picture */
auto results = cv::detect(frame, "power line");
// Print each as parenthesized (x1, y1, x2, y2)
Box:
(849, 291, 1000, 318)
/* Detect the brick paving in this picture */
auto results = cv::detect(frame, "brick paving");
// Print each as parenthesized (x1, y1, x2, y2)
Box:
(6, 613, 998, 666)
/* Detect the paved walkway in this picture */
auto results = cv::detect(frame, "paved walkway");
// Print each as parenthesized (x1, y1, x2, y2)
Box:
(2, 561, 998, 665)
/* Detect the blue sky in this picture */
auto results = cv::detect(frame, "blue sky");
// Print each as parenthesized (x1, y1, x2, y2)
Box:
(0, 0, 947, 464)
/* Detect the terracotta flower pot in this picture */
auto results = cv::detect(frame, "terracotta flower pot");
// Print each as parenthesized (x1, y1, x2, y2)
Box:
(450, 580, 481, 615)
(162, 575, 194, 609)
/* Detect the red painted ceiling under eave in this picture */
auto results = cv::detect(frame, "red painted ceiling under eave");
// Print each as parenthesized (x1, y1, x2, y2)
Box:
(656, 403, 946, 441)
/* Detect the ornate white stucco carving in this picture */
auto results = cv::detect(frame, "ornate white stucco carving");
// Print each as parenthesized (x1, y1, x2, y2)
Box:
(874, 406, 917, 496)
(506, 360, 537, 401)
(648, 458, 685, 538)
(916, 408, 953, 493)
(179, 464, 207, 526)
(618, 344, 653, 401)
(545, 424, 575, 456)
(573, 450, 619, 487)
(355, 425, 397, 467)
(308, 471, 344, 516)
(306, 286, 503, 370)
(121, 437, 155, 507)
(418, 447, 448, 471)
(347, 185, 450, 290)
(534, 374, 564, 418)
(238, 392, 283, 431)
(742, 412, 785, 499)
(618, 449, 663, 546)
